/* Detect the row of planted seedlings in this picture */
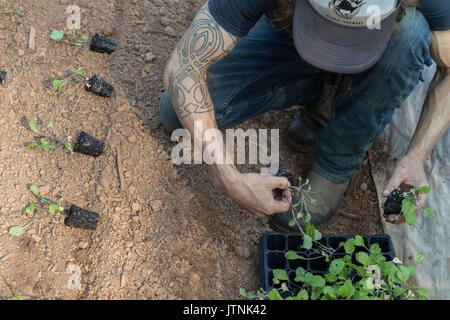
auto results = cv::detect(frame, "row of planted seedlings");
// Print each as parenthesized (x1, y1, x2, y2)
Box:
(239, 165, 435, 300)
(6, 32, 119, 236)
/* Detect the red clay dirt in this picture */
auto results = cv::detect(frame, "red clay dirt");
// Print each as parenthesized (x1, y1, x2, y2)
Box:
(0, 0, 382, 300)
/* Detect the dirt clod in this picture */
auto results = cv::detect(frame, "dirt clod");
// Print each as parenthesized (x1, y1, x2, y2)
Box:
(360, 183, 368, 191)
(383, 189, 404, 215)
(64, 205, 100, 230)
(73, 131, 105, 157)
(85, 75, 114, 97)
(90, 33, 117, 54)
(150, 200, 163, 212)
(235, 245, 251, 259)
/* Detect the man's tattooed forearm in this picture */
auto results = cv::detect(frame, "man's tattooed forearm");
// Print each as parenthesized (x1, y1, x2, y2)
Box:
(167, 5, 239, 118)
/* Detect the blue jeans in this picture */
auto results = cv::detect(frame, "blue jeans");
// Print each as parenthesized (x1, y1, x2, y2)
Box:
(159, 9, 433, 183)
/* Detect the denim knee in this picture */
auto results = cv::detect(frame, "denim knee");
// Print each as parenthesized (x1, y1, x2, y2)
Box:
(393, 9, 432, 62)
(379, 9, 433, 86)
(159, 91, 182, 132)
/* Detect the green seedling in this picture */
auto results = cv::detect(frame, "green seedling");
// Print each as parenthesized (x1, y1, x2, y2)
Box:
(25, 185, 66, 223)
(25, 116, 74, 154)
(239, 178, 430, 301)
(8, 221, 32, 237)
(48, 68, 87, 98)
(401, 185, 435, 226)
(50, 29, 89, 47)
(0, 2, 33, 16)
(8, 225, 25, 236)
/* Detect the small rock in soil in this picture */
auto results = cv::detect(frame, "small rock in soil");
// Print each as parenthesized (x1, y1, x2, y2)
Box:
(234, 245, 251, 259)
(360, 183, 368, 191)
(64, 205, 100, 230)
(143, 52, 156, 62)
(73, 131, 105, 157)
(0, 71, 6, 84)
(90, 33, 117, 54)
(150, 200, 163, 212)
(383, 189, 404, 215)
(132, 202, 140, 212)
(85, 75, 114, 97)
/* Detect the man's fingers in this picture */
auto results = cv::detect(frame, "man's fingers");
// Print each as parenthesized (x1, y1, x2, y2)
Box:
(383, 173, 403, 197)
(415, 193, 427, 209)
(282, 189, 292, 203)
(386, 213, 405, 224)
(267, 176, 290, 190)
(267, 198, 291, 215)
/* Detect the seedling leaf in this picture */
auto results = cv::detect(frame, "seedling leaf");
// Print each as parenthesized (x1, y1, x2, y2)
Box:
(423, 208, 435, 219)
(8, 226, 25, 237)
(29, 118, 38, 134)
(50, 30, 64, 42)
(25, 202, 36, 215)
(414, 252, 424, 265)
(30, 185, 40, 197)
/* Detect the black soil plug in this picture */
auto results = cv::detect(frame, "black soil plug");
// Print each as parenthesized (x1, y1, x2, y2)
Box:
(0, 71, 6, 84)
(383, 189, 405, 215)
(90, 33, 117, 54)
(73, 131, 105, 157)
(273, 164, 295, 200)
(64, 204, 100, 230)
(85, 75, 114, 97)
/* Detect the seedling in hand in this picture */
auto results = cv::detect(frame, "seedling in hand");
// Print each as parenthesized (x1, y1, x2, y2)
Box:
(384, 185, 435, 225)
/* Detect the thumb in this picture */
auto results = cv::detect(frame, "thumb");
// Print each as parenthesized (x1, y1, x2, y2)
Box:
(383, 172, 403, 197)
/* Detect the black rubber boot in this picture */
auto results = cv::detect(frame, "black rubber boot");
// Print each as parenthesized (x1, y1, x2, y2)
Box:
(286, 74, 351, 153)
(269, 169, 350, 234)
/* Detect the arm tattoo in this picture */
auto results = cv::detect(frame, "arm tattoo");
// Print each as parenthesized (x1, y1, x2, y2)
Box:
(167, 5, 240, 118)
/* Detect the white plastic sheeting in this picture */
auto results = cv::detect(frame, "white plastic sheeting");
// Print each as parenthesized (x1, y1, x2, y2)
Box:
(369, 63, 449, 299)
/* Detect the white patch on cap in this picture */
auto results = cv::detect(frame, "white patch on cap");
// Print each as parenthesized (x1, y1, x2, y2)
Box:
(308, 0, 397, 28)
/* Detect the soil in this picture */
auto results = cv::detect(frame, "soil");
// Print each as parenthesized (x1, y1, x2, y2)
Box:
(0, 0, 383, 300)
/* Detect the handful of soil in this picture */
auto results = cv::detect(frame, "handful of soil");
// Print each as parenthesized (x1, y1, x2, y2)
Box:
(0, 71, 6, 84)
(64, 205, 100, 230)
(85, 75, 114, 97)
(90, 33, 117, 54)
(73, 131, 105, 157)
(383, 189, 405, 216)
(273, 164, 294, 201)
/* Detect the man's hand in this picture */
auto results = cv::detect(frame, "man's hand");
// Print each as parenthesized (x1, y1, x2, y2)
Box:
(225, 173, 292, 217)
(383, 155, 428, 224)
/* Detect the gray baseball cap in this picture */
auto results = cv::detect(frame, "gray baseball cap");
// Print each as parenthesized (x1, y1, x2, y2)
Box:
(293, 0, 400, 74)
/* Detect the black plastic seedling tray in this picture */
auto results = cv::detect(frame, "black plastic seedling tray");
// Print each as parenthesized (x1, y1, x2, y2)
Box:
(259, 231, 395, 293)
